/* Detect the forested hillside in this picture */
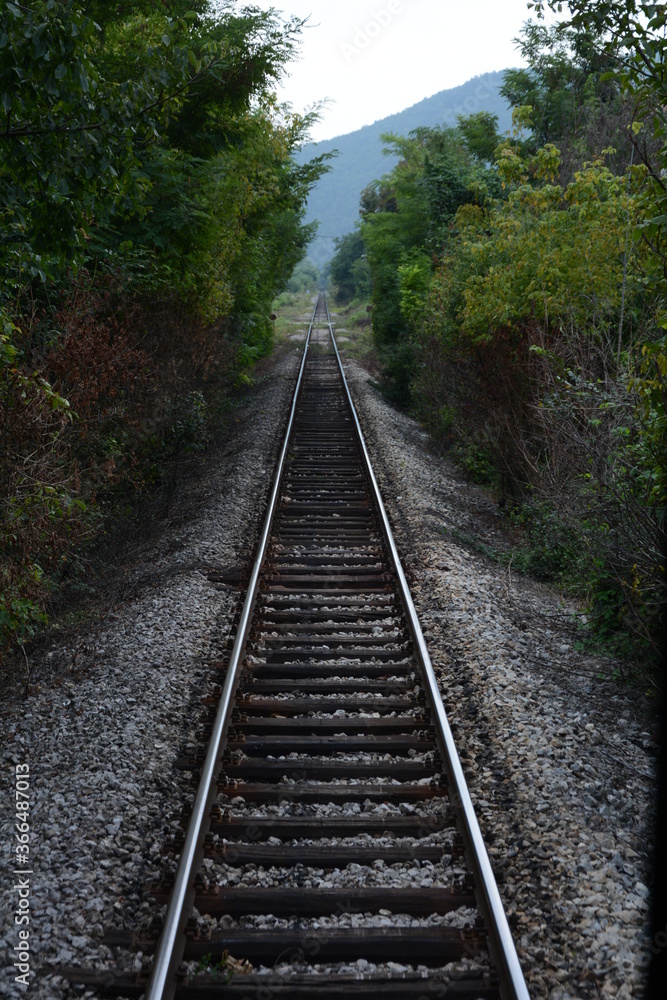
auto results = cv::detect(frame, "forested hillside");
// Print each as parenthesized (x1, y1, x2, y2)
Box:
(295, 71, 513, 265)
(331, 7, 667, 674)
(0, 0, 327, 656)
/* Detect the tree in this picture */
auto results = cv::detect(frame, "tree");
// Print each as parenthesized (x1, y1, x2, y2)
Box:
(500, 20, 631, 176)
(330, 231, 365, 301)
(287, 259, 320, 294)
(349, 10, 664, 671)
(358, 125, 495, 403)
(527, 3, 667, 206)
(0, 1, 204, 283)
(456, 111, 500, 164)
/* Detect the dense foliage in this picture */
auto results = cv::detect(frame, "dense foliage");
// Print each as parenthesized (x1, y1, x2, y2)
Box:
(285, 258, 320, 294)
(331, 10, 665, 672)
(0, 0, 327, 656)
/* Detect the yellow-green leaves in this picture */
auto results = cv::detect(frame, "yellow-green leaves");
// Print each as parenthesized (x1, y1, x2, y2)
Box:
(435, 141, 641, 346)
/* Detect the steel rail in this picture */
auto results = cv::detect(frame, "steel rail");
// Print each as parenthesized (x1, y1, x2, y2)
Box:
(144, 298, 320, 1000)
(324, 295, 530, 1000)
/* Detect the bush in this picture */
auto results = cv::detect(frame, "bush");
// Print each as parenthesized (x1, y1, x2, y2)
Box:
(286, 259, 320, 293)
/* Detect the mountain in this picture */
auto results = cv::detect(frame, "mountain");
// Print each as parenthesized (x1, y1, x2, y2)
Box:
(296, 71, 513, 266)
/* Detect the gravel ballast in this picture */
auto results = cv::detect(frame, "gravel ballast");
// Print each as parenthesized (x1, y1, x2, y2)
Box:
(0, 314, 656, 999)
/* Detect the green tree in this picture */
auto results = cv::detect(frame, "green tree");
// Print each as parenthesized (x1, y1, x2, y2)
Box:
(287, 259, 320, 293)
(0, 1, 208, 284)
(351, 8, 665, 668)
(330, 231, 365, 301)
(358, 125, 495, 403)
(530, 1, 667, 563)
(500, 19, 631, 176)
(456, 111, 500, 164)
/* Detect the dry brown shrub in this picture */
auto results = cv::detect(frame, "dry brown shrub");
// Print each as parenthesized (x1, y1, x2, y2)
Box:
(1, 272, 239, 655)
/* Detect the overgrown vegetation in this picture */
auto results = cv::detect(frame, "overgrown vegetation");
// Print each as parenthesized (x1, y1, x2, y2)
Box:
(0, 1, 328, 657)
(285, 259, 321, 294)
(331, 7, 666, 676)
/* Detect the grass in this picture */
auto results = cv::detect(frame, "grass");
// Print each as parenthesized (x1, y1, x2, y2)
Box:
(271, 290, 317, 345)
(327, 295, 378, 369)
(271, 290, 377, 369)
(444, 515, 658, 684)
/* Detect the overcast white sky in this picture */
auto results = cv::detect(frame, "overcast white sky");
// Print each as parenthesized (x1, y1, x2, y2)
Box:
(243, 0, 551, 142)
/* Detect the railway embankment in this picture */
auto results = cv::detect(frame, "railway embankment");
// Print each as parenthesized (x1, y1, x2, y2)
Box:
(0, 301, 655, 1000)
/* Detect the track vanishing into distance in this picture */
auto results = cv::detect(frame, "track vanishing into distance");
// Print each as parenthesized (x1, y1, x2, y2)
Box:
(66, 294, 529, 1000)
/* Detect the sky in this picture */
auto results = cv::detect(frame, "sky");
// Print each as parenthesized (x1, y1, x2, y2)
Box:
(241, 0, 551, 143)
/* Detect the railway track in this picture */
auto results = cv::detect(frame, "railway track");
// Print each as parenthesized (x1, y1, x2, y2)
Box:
(66, 293, 529, 999)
